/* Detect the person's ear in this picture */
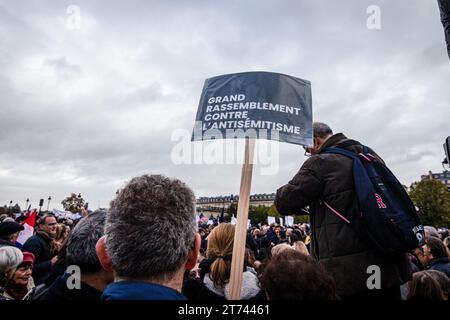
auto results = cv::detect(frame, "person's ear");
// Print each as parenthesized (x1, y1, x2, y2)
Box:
(185, 233, 201, 270)
(96, 236, 114, 272)
(313, 138, 320, 149)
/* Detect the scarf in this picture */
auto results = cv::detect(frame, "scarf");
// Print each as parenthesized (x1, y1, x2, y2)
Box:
(36, 230, 59, 255)
(36, 230, 52, 241)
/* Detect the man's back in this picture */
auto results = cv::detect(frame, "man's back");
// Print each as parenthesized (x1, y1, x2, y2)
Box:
(275, 132, 411, 298)
(38, 273, 102, 301)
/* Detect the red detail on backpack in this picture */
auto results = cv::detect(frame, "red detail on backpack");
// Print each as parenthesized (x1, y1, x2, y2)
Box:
(375, 193, 387, 209)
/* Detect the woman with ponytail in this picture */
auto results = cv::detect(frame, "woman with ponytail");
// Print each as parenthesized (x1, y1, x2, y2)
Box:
(183, 223, 263, 300)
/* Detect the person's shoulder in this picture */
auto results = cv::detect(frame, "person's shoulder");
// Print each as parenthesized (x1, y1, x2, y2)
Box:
(430, 258, 450, 270)
(23, 235, 40, 246)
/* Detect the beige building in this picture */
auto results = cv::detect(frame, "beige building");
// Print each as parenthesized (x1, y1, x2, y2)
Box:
(411, 170, 450, 191)
(196, 193, 275, 215)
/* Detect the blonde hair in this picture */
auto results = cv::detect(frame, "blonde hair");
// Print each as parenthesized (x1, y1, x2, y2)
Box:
(271, 243, 295, 257)
(206, 223, 235, 288)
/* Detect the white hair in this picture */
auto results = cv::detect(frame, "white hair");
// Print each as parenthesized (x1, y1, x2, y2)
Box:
(0, 246, 23, 274)
(424, 226, 439, 239)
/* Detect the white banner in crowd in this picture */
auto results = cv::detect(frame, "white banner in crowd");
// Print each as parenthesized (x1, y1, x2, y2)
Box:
(279, 217, 284, 226)
(52, 209, 82, 220)
(285, 216, 294, 227)
(267, 216, 276, 225)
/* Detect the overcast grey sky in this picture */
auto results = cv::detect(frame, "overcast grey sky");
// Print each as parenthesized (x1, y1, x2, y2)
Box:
(0, 0, 449, 210)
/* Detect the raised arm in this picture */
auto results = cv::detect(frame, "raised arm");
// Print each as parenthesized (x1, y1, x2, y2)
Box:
(275, 157, 323, 215)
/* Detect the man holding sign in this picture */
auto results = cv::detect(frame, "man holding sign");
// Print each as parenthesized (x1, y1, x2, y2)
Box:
(275, 123, 412, 300)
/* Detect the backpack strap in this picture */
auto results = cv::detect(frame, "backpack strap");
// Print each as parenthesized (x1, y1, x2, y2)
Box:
(323, 201, 351, 224)
(334, 139, 361, 150)
(322, 145, 376, 163)
(321, 147, 359, 160)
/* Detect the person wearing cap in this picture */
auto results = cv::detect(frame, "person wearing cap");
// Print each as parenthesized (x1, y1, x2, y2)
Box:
(0, 221, 24, 247)
(2, 251, 35, 300)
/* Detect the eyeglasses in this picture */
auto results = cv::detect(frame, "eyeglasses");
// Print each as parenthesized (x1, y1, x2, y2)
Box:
(303, 146, 312, 157)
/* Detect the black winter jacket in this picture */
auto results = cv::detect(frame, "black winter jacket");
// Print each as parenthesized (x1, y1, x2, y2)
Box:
(428, 257, 450, 278)
(275, 133, 411, 297)
(37, 273, 102, 301)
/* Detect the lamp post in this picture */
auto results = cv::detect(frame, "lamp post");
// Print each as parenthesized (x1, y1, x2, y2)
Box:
(47, 196, 52, 211)
(38, 199, 44, 214)
(229, 194, 234, 216)
(25, 198, 29, 210)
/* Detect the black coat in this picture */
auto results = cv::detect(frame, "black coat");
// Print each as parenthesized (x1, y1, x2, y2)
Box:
(439, 0, 450, 58)
(183, 259, 265, 301)
(275, 133, 411, 297)
(0, 239, 14, 247)
(22, 233, 53, 285)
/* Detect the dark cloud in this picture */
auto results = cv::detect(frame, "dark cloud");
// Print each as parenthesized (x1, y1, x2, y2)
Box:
(0, 0, 448, 209)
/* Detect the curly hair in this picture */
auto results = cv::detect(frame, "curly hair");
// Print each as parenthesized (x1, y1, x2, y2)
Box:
(105, 174, 197, 281)
(261, 250, 337, 300)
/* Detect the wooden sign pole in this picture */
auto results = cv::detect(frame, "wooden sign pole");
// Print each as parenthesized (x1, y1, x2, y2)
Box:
(229, 138, 255, 300)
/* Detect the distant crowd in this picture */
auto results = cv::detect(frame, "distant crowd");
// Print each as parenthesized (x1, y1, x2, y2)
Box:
(1, 122, 450, 300)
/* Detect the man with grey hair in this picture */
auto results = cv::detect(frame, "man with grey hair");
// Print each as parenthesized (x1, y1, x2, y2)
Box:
(38, 210, 113, 300)
(96, 174, 200, 300)
(275, 122, 411, 300)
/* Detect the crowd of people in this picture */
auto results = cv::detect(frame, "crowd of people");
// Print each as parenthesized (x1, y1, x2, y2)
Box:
(0, 182, 448, 301)
(0, 123, 449, 301)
